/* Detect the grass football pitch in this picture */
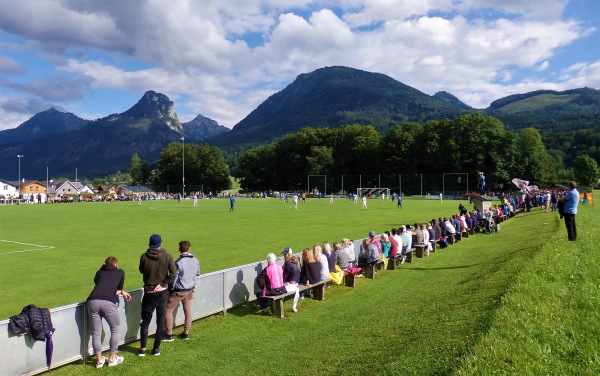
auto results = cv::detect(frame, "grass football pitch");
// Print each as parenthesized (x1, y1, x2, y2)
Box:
(0, 196, 457, 319)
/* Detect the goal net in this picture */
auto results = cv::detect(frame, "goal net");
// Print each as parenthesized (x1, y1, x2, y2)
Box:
(356, 188, 390, 198)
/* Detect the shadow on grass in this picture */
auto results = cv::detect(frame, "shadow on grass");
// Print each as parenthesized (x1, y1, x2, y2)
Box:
(406, 263, 483, 271)
(224, 302, 262, 318)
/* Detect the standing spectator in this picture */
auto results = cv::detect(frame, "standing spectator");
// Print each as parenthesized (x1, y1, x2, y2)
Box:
(138, 234, 177, 357)
(87, 257, 132, 368)
(164, 241, 200, 341)
(560, 181, 579, 241)
(254, 253, 287, 315)
(230, 196, 235, 212)
(483, 209, 494, 234)
(281, 248, 300, 312)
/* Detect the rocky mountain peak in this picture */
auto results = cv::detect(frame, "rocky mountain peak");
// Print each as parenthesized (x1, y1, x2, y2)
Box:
(122, 90, 183, 133)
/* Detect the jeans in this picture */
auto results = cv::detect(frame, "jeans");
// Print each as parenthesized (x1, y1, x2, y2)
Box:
(564, 213, 577, 241)
(165, 290, 195, 335)
(88, 299, 120, 355)
(140, 290, 168, 350)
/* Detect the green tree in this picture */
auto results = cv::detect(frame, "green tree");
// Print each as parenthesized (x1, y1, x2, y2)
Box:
(515, 128, 555, 186)
(129, 153, 142, 184)
(573, 154, 599, 189)
(157, 142, 231, 192)
(238, 144, 278, 191)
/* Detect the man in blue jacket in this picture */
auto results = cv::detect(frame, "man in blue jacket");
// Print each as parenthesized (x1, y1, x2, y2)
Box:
(560, 181, 579, 241)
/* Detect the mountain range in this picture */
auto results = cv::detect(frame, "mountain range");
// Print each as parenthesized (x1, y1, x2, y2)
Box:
(0, 66, 598, 180)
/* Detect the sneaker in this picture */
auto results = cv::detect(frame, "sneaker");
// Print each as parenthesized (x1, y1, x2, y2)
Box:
(152, 349, 161, 356)
(179, 333, 189, 340)
(96, 356, 108, 368)
(108, 356, 124, 367)
(163, 334, 174, 342)
(292, 308, 298, 313)
(138, 349, 146, 357)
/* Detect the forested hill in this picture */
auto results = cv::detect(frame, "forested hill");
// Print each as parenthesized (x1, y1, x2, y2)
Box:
(210, 66, 466, 146)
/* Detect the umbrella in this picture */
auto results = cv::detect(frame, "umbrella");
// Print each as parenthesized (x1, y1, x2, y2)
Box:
(45, 325, 55, 370)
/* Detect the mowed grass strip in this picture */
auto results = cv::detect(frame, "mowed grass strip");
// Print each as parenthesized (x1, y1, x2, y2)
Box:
(456, 197, 599, 375)
(50, 207, 559, 375)
(1, 196, 460, 318)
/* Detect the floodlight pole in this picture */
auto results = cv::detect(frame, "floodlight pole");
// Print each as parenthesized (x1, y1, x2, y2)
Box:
(17, 155, 23, 199)
(181, 137, 185, 198)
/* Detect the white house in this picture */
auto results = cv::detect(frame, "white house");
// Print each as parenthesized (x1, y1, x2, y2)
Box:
(0, 179, 19, 198)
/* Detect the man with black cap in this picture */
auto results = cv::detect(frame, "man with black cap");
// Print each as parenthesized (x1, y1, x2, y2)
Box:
(138, 234, 177, 357)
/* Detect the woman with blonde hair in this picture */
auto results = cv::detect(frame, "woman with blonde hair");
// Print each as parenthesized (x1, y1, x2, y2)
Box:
(313, 245, 329, 282)
(300, 247, 321, 286)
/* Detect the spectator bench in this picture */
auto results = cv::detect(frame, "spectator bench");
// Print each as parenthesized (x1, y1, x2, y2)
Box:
(262, 279, 331, 318)
(343, 269, 361, 287)
(361, 260, 384, 279)
(415, 243, 428, 258)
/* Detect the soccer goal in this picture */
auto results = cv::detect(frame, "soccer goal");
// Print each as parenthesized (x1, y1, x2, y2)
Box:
(357, 187, 390, 198)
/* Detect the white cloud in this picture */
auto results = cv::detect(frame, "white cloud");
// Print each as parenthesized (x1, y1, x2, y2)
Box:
(0, 56, 25, 74)
(0, 0, 596, 130)
(536, 60, 549, 72)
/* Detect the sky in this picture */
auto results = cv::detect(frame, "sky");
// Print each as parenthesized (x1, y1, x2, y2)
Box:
(0, 0, 598, 131)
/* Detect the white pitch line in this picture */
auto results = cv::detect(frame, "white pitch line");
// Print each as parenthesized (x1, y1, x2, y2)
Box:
(0, 239, 55, 255)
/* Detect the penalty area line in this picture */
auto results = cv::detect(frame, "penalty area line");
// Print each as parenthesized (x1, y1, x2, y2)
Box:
(0, 239, 55, 255)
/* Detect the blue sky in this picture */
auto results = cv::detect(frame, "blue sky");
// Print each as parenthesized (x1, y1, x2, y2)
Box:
(0, 0, 598, 131)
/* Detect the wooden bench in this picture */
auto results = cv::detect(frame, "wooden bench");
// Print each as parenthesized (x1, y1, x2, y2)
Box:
(343, 269, 361, 287)
(405, 248, 414, 263)
(361, 260, 384, 279)
(262, 279, 331, 318)
(387, 256, 400, 270)
(430, 240, 437, 253)
(415, 244, 427, 258)
(447, 234, 456, 244)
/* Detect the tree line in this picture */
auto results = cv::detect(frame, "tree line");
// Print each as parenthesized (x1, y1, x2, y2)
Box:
(119, 112, 597, 194)
(237, 113, 591, 192)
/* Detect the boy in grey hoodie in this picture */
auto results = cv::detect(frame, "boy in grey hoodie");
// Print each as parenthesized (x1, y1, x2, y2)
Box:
(164, 240, 200, 340)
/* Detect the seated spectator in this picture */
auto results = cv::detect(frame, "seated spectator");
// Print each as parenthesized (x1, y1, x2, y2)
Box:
(380, 233, 391, 258)
(300, 247, 321, 285)
(431, 219, 442, 242)
(324, 242, 344, 284)
(387, 230, 398, 260)
(444, 217, 456, 235)
(281, 248, 300, 313)
(414, 223, 424, 246)
(401, 225, 412, 251)
(421, 224, 430, 255)
(359, 238, 380, 266)
(322, 242, 337, 273)
(341, 238, 357, 267)
(314, 245, 329, 282)
(255, 253, 287, 315)
(336, 240, 361, 273)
